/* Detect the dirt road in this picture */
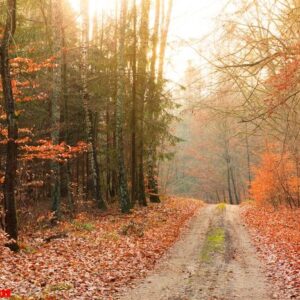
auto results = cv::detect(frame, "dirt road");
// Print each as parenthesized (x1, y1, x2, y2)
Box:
(119, 204, 273, 300)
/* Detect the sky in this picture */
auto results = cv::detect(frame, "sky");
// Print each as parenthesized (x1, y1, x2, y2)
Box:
(167, 0, 229, 82)
(69, 0, 229, 82)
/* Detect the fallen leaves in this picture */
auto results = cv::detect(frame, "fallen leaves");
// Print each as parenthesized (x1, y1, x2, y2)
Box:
(0, 197, 202, 299)
(242, 203, 300, 299)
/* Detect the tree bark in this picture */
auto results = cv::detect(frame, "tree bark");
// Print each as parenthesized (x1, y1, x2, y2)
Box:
(245, 123, 251, 189)
(137, 0, 151, 207)
(226, 161, 234, 205)
(158, 0, 173, 82)
(0, 0, 19, 251)
(131, 0, 138, 207)
(147, 0, 161, 203)
(51, 0, 63, 217)
(80, 0, 106, 210)
(230, 167, 240, 204)
(116, 0, 131, 213)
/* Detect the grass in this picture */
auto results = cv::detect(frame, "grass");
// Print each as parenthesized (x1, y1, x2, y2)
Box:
(200, 227, 225, 262)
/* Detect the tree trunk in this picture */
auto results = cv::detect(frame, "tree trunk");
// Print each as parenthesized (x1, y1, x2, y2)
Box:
(158, 0, 173, 82)
(137, 0, 151, 207)
(61, 17, 74, 214)
(131, 0, 138, 207)
(245, 123, 251, 189)
(230, 167, 240, 204)
(51, 0, 62, 217)
(91, 112, 105, 209)
(147, 0, 161, 203)
(226, 162, 234, 205)
(0, 0, 19, 251)
(80, 0, 106, 210)
(116, 0, 131, 213)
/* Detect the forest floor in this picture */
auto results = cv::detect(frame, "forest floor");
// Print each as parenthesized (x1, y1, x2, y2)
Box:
(118, 204, 274, 300)
(1, 201, 299, 299)
(0, 197, 202, 299)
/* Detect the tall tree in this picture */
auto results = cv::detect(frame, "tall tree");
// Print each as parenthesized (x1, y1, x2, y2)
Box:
(116, 0, 131, 213)
(147, 0, 161, 203)
(131, 0, 138, 206)
(81, 0, 106, 210)
(0, 0, 18, 251)
(147, 0, 173, 203)
(158, 0, 173, 82)
(51, 0, 63, 216)
(137, 0, 151, 206)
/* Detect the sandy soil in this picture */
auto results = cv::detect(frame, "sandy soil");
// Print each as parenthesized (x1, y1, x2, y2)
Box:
(117, 204, 274, 300)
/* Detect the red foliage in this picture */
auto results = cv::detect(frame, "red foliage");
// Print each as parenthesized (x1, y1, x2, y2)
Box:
(0, 197, 202, 299)
(0, 57, 56, 104)
(242, 204, 300, 299)
(20, 140, 88, 162)
(250, 148, 300, 208)
(267, 59, 299, 93)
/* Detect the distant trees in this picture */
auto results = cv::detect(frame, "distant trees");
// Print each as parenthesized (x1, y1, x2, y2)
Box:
(214, 0, 300, 207)
(169, 0, 300, 207)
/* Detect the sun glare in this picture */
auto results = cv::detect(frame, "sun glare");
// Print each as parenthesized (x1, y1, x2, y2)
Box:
(68, 0, 229, 82)
(69, 0, 116, 17)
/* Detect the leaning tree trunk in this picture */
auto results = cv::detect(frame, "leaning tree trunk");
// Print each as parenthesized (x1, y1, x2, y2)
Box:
(0, 0, 19, 251)
(116, 0, 131, 213)
(81, 0, 106, 210)
(51, 0, 62, 217)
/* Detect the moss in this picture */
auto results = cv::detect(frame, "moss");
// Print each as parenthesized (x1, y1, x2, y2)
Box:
(23, 245, 37, 254)
(72, 221, 95, 232)
(201, 227, 225, 262)
(216, 202, 226, 212)
(101, 231, 120, 241)
(48, 282, 73, 292)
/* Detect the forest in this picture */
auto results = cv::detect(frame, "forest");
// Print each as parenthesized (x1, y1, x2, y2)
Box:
(0, 0, 299, 299)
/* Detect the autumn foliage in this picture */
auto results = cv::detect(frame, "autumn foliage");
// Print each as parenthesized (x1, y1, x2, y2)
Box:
(0, 197, 202, 299)
(250, 147, 300, 208)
